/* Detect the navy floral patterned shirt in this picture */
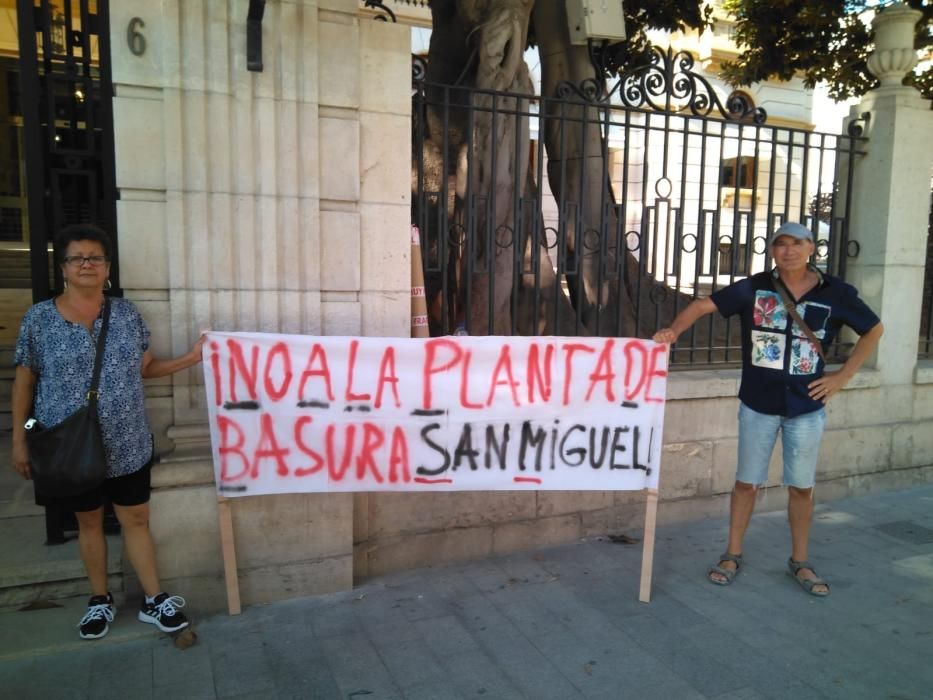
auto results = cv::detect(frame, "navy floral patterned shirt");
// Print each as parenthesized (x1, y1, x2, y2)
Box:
(710, 269, 880, 418)
(15, 297, 154, 478)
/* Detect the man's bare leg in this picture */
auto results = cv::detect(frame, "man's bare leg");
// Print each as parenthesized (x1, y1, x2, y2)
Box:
(710, 480, 758, 583)
(788, 485, 828, 594)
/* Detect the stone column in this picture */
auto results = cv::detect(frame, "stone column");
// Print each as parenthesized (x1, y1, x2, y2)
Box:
(844, 2, 931, 390)
(109, 0, 411, 608)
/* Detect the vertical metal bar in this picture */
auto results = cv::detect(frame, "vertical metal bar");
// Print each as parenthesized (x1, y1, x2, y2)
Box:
(574, 102, 588, 336)
(840, 131, 860, 281)
(675, 114, 689, 307)
(510, 94, 521, 336)
(693, 117, 710, 364)
(619, 105, 633, 336)
(557, 97, 570, 336)
(609, 106, 625, 336)
(19, 0, 51, 301)
(826, 134, 844, 276)
(798, 131, 811, 224)
(764, 126, 778, 271)
(745, 124, 762, 275)
(812, 133, 826, 236)
(464, 88, 476, 334)
(533, 106, 546, 333)
(595, 100, 610, 335)
(440, 86, 451, 335)
(80, 0, 95, 148)
(636, 111, 651, 336)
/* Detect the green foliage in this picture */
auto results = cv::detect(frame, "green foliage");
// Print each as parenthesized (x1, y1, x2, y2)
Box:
(720, 0, 932, 100)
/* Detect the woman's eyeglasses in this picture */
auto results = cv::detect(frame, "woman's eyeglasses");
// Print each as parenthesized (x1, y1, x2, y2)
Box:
(63, 255, 109, 267)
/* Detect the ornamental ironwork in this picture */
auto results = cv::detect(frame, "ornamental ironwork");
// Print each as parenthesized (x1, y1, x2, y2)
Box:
(557, 45, 768, 124)
(364, 0, 397, 22)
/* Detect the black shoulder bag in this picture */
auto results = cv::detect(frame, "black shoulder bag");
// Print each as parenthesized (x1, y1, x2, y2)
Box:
(26, 297, 111, 498)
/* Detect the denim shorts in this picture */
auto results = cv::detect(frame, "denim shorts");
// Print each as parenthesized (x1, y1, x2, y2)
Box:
(736, 402, 826, 488)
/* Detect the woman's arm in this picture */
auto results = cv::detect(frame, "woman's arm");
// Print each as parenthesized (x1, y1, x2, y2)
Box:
(140, 334, 206, 379)
(11, 366, 37, 480)
(652, 297, 718, 344)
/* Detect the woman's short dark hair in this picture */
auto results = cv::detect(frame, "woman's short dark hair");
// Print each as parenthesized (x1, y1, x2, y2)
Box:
(54, 224, 113, 264)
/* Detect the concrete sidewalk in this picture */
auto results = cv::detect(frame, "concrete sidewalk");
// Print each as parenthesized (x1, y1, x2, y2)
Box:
(1, 484, 932, 700)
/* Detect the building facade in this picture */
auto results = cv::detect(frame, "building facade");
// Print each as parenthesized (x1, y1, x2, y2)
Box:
(2, 1, 931, 612)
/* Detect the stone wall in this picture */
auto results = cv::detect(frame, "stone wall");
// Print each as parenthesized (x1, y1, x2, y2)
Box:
(353, 370, 933, 580)
(108, 0, 411, 608)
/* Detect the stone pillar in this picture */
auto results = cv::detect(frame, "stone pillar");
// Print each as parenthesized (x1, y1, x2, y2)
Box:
(108, 0, 411, 608)
(844, 2, 931, 388)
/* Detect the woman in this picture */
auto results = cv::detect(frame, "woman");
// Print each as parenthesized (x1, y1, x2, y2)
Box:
(11, 223, 205, 640)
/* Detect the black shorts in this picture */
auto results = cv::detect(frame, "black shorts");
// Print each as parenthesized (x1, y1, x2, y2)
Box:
(58, 463, 153, 513)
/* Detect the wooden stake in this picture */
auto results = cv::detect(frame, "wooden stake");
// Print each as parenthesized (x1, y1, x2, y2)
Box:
(217, 496, 242, 615)
(638, 488, 659, 603)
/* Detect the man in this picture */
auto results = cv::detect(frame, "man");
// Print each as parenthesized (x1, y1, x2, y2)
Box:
(653, 222, 883, 596)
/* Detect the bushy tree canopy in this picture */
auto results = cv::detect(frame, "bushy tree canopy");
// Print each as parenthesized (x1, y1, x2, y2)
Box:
(720, 0, 931, 100)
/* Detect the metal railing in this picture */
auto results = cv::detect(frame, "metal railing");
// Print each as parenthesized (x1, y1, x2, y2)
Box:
(412, 48, 868, 366)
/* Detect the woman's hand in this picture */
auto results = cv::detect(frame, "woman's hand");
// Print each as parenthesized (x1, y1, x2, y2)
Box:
(653, 328, 678, 344)
(12, 438, 31, 480)
(188, 333, 207, 364)
(141, 331, 209, 379)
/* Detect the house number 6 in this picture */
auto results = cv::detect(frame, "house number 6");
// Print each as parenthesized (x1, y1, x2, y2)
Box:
(127, 17, 146, 56)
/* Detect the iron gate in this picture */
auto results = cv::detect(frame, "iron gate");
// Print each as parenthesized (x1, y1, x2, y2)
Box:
(412, 48, 867, 366)
(17, 0, 120, 301)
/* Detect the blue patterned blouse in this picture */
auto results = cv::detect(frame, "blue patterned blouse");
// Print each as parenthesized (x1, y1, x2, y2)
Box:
(15, 297, 154, 478)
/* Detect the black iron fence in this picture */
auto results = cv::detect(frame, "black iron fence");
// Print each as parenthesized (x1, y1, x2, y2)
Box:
(412, 48, 868, 366)
(17, 0, 120, 301)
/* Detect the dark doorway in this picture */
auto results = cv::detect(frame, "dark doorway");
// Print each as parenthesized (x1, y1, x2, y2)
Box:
(16, 0, 121, 302)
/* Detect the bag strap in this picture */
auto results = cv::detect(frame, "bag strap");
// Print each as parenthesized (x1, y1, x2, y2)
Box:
(87, 297, 112, 408)
(772, 276, 825, 361)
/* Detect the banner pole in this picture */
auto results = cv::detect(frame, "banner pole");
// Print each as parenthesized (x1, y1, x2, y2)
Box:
(638, 488, 659, 603)
(217, 495, 242, 615)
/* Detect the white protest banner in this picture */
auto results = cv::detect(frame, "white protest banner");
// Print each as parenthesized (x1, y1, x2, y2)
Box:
(203, 332, 668, 496)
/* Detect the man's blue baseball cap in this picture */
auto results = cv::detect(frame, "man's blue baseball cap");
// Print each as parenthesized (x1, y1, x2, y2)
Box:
(770, 222, 814, 244)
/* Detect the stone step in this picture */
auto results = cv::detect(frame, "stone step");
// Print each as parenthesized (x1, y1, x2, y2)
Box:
(0, 433, 122, 608)
(0, 514, 122, 609)
(0, 367, 11, 432)
(1, 352, 12, 432)
(0, 592, 152, 661)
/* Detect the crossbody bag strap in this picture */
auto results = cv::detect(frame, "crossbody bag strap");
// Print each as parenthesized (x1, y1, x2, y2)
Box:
(86, 297, 112, 410)
(772, 277, 825, 361)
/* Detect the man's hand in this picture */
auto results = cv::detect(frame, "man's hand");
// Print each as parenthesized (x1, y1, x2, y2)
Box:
(807, 370, 849, 404)
(652, 298, 717, 345)
(12, 439, 31, 480)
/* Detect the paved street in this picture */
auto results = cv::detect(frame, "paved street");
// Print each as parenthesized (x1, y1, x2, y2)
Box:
(2, 484, 932, 699)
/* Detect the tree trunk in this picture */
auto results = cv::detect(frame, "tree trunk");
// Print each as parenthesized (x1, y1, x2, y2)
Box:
(465, 0, 535, 335)
(533, 0, 637, 336)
